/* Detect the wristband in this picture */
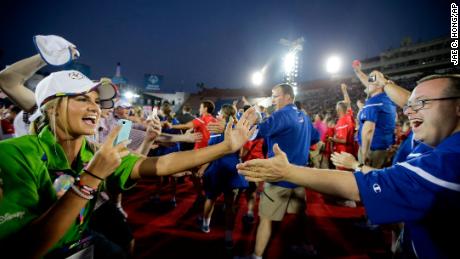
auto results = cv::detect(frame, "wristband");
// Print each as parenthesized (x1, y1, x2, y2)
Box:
(74, 177, 97, 196)
(71, 184, 94, 200)
(82, 169, 104, 181)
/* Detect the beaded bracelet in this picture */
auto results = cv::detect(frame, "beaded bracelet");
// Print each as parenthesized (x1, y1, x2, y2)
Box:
(70, 184, 94, 200)
(82, 169, 104, 181)
(75, 178, 96, 194)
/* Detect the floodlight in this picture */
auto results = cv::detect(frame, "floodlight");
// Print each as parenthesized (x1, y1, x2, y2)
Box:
(283, 52, 296, 74)
(326, 56, 342, 74)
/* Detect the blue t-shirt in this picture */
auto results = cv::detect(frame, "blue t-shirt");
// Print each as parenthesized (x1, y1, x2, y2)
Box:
(207, 133, 240, 171)
(203, 133, 248, 198)
(358, 93, 396, 150)
(258, 104, 319, 188)
(355, 132, 460, 258)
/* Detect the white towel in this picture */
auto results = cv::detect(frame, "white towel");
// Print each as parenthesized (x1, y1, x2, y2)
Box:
(33, 35, 80, 66)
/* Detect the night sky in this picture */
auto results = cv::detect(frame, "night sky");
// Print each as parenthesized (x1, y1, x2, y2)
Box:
(0, 0, 450, 92)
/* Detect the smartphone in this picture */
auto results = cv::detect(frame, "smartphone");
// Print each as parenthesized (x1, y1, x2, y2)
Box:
(114, 119, 132, 145)
(148, 107, 159, 121)
(151, 107, 158, 117)
(368, 74, 377, 83)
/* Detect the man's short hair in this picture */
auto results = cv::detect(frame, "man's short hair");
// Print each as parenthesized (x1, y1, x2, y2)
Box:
(336, 101, 348, 112)
(418, 74, 460, 97)
(274, 83, 295, 99)
(326, 117, 335, 124)
(201, 100, 215, 114)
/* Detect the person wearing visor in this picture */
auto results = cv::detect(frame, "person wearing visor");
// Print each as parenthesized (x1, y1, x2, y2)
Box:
(0, 37, 257, 258)
(114, 100, 132, 120)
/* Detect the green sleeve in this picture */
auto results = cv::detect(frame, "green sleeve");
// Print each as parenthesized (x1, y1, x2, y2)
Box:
(105, 153, 141, 192)
(0, 140, 51, 240)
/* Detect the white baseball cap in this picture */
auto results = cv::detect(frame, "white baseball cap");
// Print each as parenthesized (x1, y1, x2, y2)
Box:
(114, 99, 132, 109)
(29, 70, 118, 122)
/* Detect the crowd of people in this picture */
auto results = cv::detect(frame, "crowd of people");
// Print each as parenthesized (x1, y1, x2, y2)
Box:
(0, 35, 459, 259)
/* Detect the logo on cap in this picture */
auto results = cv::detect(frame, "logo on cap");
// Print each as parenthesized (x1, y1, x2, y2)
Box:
(68, 71, 84, 80)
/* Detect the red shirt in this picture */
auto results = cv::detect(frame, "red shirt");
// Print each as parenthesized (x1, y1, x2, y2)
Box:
(192, 114, 216, 149)
(1, 119, 14, 135)
(322, 127, 335, 157)
(334, 109, 355, 153)
(242, 138, 265, 161)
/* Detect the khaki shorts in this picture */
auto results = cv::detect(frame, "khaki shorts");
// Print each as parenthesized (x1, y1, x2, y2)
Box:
(259, 183, 306, 221)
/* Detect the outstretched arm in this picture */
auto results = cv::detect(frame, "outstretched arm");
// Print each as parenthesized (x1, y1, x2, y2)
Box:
(130, 108, 258, 179)
(0, 54, 45, 111)
(331, 152, 375, 174)
(341, 83, 351, 109)
(169, 120, 194, 130)
(352, 61, 369, 88)
(0, 36, 79, 112)
(156, 131, 202, 143)
(237, 144, 361, 201)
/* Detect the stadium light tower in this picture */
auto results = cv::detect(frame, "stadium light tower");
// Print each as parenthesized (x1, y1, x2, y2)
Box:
(280, 37, 304, 92)
(283, 52, 296, 75)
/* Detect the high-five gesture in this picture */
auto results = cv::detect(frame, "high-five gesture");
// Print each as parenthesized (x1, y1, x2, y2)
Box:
(223, 107, 257, 152)
(145, 116, 162, 142)
(237, 144, 289, 182)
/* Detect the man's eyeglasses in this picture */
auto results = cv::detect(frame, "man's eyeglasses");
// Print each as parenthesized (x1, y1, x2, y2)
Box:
(403, 96, 460, 113)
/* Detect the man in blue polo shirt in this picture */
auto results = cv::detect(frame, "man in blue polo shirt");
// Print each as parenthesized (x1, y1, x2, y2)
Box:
(354, 64, 396, 168)
(251, 83, 319, 259)
(237, 74, 460, 258)
(358, 80, 396, 168)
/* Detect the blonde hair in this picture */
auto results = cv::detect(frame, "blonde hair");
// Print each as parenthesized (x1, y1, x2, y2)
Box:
(30, 96, 71, 141)
(133, 106, 143, 118)
(30, 97, 68, 135)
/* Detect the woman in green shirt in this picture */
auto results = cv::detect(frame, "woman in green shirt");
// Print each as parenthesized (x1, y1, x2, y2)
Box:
(0, 62, 256, 258)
